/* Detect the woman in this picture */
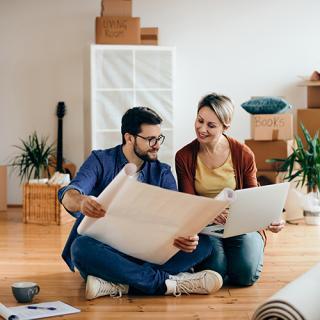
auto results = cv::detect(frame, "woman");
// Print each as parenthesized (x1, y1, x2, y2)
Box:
(175, 93, 285, 286)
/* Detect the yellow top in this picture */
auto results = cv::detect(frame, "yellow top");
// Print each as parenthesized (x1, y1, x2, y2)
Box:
(195, 153, 236, 198)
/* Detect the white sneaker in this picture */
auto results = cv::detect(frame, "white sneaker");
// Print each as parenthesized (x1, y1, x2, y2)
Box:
(165, 270, 223, 296)
(85, 275, 129, 300)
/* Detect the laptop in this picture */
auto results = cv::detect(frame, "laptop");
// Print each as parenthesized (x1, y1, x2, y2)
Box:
(200, 182, 290, 238)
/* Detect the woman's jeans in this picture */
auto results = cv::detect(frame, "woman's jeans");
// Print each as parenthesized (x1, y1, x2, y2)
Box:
(70, 234, 213, 295)
(195, 232, 264, 286)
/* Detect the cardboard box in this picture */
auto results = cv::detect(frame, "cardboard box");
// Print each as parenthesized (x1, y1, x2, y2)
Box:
(101, 0, 132, 17)
(0, 166, 7, 211)
(297, 109, 320, 146)
(301, 80, 320, 108)
(308, 86, 320, 108)
(307, 82, 320, 108)
(251, 113, 293, 141)
(257, 170, 286, 186)
(141, 27, 158, 45)
(245, 139, 294, 171)
(96, 17, 140, 44)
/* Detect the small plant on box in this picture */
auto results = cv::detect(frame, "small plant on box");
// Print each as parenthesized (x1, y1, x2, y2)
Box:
(10, 131, 56, 182)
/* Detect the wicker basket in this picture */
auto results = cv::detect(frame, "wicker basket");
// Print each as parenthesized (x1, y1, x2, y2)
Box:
(23, 183, 73, 225)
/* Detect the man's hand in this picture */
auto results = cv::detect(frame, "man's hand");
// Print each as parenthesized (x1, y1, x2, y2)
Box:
(62, 189, 106, 218)
(174, 235, 199, 253)
(213, 209, 228, 225)
(267, 219, 285, 233)
(79, 195, 106, 218)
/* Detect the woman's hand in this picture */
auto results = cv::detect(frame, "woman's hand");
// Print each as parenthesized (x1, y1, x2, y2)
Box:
(174, 235, 199, 253)
(267, 219, 285, 233)
(80, 195, 106, 218)
(213, 209, 229, 225)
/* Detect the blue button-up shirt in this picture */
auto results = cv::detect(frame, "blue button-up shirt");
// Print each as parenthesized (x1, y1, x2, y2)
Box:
(58, 144, 177, 271)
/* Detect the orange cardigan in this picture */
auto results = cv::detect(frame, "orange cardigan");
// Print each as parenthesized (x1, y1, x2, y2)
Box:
(175, 135, 266, 244)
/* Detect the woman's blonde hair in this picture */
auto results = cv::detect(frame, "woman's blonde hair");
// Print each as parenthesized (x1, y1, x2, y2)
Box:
(197, 93, 234, 129)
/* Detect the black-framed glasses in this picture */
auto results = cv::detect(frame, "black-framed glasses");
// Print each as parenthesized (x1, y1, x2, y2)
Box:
(135, 134, 165, 147)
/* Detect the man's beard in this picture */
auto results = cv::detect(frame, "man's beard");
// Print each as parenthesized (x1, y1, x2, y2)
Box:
(133, 143, 158, 162)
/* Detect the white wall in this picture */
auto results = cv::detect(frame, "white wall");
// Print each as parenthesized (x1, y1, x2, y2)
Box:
(1, 0, 319, 204)
(0, 0, 100, 203)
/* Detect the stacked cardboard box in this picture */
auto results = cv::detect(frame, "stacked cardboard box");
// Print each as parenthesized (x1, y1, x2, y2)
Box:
(101, 0, 132, 16)
(297, 76, 320, 146)
(245, 108, 294, 186)
(245, 139, 294, 185)
(96, 0, 159, 45)
(141, 27, 158, 45)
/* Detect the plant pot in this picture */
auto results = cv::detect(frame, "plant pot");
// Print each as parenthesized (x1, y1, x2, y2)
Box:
(303, 210, 320, 225)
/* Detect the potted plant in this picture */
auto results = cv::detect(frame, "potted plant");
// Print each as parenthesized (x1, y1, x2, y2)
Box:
(10, 131, 55, 182)
(9, 132, 72, 225)
(268, 124, 320, 224)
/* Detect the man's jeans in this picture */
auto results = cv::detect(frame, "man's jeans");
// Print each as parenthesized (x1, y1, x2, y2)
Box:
(71, 234, 213, 295)
(195, 232, 264, 286)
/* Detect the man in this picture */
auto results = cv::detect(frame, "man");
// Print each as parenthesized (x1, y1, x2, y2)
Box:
(58, 107, 222, 299)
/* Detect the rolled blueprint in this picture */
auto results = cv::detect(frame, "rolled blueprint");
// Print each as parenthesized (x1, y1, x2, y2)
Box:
(252, 262, 320, 320)
(77, 172, 234, 264)
(77, 163, 137, 235)
(215, 188, 236, 202)
(96, 163, 137, 209)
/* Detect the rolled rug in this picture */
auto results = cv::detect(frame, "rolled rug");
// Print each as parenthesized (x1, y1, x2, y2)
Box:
(252, 262, 320, 320)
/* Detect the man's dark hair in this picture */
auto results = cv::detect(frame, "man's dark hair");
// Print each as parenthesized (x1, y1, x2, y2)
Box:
(121, 107, 162, 144)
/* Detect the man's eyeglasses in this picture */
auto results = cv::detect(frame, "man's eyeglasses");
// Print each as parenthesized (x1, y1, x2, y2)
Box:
(135, 134, 165, 147)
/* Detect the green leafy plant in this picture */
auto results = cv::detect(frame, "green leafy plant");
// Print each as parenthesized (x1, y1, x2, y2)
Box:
(10, 132, 56, 182)
(267, 124, 320, 193)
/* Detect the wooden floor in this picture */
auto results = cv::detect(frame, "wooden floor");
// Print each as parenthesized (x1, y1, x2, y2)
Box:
(1, 208, 320, 319)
